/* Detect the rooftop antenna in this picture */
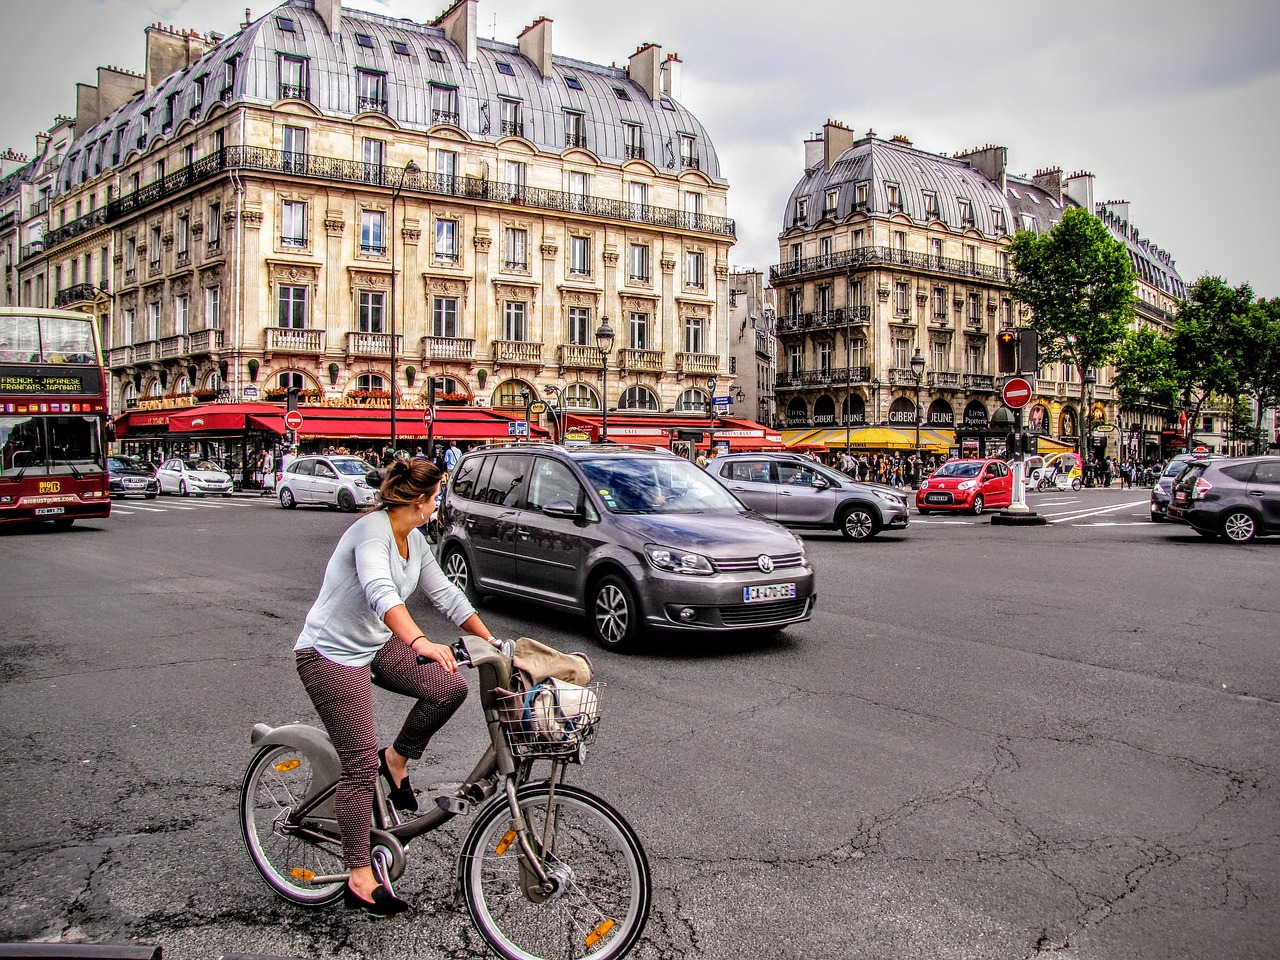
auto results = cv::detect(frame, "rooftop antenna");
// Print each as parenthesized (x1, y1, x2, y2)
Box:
(490, 12, 498, 38)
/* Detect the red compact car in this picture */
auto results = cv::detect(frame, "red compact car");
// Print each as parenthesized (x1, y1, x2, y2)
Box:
(916, 458, 1013, 515)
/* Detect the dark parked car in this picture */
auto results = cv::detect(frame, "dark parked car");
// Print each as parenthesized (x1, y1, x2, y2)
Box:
(435, 443, 816, 650)
(706, 451, 909, 540)
(107, 455, 158, 499)
(1168, 456, 1280, 543)
(1150, 453, 1202, 521)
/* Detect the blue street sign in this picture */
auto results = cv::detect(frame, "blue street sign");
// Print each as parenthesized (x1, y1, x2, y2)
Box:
(508, 420, 529, 437)
(713, 395, 733, 404)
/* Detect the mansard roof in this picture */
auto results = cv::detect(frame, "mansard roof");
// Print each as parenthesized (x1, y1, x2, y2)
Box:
(58, 0, 721, 195)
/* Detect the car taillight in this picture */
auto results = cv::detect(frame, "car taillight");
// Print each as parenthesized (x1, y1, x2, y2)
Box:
(1192, 478, 1213, 500)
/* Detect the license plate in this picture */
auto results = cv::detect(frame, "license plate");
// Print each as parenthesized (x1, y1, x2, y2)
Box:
(744, 582, 796, 603)
(125, 479, 145, 487)
(35, 507, 65, 516)
(926, 494, 950, 503)
(1175, 492, 1187, 503)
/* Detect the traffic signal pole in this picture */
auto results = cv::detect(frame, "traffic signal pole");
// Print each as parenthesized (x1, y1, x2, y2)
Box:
(992, 328, 1048, 527)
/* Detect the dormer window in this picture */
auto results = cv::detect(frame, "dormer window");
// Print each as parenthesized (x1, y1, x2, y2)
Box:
(496, 61, 515, 76)
(854, 182, 868, 210)
(886, 182, 902, 212)
(923, 191, 939, 218)
(564, 75, 583, 90)
(277, 17, 296, 33)
(824, 188, 839, 216)
(427, 47, 445, 63)
(795, 196, 809, 225)
(958, 197, 974, 226)
(354, 33, 374, 49)
(392, 40, 411, 57)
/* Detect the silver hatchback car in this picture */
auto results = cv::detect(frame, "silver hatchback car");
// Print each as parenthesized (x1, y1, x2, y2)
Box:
(278, 455, 378, 512)
(436, 444, 816, 650)
(706, 452, 910, 540)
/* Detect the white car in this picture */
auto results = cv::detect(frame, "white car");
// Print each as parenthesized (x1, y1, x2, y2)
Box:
(277, 455, 378, 512)
(157, 458, 234, 497)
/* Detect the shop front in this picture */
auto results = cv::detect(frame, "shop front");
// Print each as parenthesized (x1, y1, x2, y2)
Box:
(559, 413, 783, 454)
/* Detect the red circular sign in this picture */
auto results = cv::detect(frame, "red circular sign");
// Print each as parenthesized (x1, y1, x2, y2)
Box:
(284, 410, 305, 430)
(1001, 377, 1034, 409)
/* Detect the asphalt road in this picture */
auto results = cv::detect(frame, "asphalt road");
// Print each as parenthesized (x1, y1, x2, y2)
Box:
(0, 487, 1276, 960)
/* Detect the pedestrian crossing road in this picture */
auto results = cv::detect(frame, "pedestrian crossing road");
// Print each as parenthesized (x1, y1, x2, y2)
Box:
(911, 494, 1157, 527)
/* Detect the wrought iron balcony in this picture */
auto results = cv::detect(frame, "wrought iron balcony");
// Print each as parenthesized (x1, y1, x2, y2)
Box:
(769, 245, 1009, 285)
(279, 83, 309, 101)
(775, 366, 870, 389)
(617, 348, 664, 372)
(557, 343, 602, 369)
(565, 133, 586, 148)
(357, 96, 387, 114)
(500, 120, 524, 138)
(265, 327, 325, 356)
(421, 336, 475, 361)
(675, 352, 719, 377)
(492, 340, 543, 366)
(776, 306, 870, 334)
(433, 110, 460, 126)
(625, 144, 645, 160)
(681, 156, 700, 170)
(346, 332, 402, 359)
(53, 282, 106, 308)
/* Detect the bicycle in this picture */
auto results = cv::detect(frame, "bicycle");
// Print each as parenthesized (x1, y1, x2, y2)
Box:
(239, 635, 651, 960)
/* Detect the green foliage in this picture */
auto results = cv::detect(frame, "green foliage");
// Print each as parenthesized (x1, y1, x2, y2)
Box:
(1171, 277, 1254, 447)
(1008, 206, 1136, 375)
(1113, 327, 1177, 409)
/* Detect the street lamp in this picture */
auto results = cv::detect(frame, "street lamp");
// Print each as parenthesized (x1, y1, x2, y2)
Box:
(869, 377, 881, 426)
(542, 383, 565, 443)
(388, 158, 421, 457)
(910, 347, 925, 487)
(1083, 370, 1096, 483)
(595, 317, 614, 443)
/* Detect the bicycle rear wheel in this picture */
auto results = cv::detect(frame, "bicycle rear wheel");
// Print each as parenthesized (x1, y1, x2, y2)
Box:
(240, 744, 346, 905)
(459, 784, 650, 960)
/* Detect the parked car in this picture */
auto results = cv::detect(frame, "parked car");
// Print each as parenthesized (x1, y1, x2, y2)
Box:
(705, 451, 909, 540)
(277, 455, 379, 511)
(156, 458, 233, 497)
(1150, 453, 1202, 521)
(436, 443, 816, 650)
(1168, 456, 1280, 543)
(916, 458, 1013, 515)
(107, 455, 158, 499)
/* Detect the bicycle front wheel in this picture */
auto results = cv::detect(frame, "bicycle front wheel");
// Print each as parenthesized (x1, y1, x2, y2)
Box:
(459, 784, 651, 960)
(240, 744, 346, 905)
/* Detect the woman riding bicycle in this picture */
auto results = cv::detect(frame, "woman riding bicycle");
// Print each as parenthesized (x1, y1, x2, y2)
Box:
(293, 458, 497, 916)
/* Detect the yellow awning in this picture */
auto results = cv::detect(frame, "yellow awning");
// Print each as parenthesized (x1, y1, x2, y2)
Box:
(781, 428, 828, 449)
(1033, 434, 1076, 453)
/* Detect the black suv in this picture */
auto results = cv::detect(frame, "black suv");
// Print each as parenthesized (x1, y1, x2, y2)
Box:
(1168, 456, 1280, 543)
(435, 443, 816, 650)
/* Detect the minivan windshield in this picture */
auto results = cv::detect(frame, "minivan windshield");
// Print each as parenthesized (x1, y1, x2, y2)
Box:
(579, 456, 743, 514)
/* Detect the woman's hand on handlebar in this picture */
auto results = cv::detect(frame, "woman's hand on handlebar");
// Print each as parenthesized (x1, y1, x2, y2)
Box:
(411, 637, 458, 673)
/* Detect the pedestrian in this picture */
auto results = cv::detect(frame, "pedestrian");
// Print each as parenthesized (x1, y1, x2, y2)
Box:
(260, 449, 275, 496)
(292, 459, 500, 915)
(443, 440, 461, 473)
(1103, 456, 1113, 488)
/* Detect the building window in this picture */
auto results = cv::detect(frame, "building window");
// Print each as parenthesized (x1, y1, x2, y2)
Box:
(628, 243, 650, 283)
(281, 201, 307, 246)
(680, 134, 698, 169)
(568, 171, 589, 209)
(684, 190, 703, 219)
(356, 373, 385, 392)
(358, 291, 385, 333)
(933, 286, 947, 319)
(205, 286, 221, 330)
(958, 197, 974, 226)
(147, 301, 160, 340)
(629, 181, 649, 209)
(849, 338, 866, 370)
(122, 308, 135, 345)
(504, 160, 526, 192)
(283, 125, 307, 172)
(125, 237, 136, 273)
(362, 137, 384, 176)
(686, 250, 705, 289)
(854, 182, 869, 210)
(172, 295, 189, 336)
(432, 297, 458, 338)
(795, 196, 809, 225)
(149, 225, 161, 265)
(849, 279, 864, 308)
(923, 191, 939, 218)
(968, 291, 981, 322)
(504, 227, 528, 270)
(357, 70, 387, 112)
(500, 99, 523, 137)
(684, 315, 704, 354)
(354, 32, 375, 49)
(894, 282, 910, 316)
(278, 285, 307, 328)
(930, 237, 942, 260)
(279, 56, 309, 100)
(893, 337, 911, 369)
(619, 385, 658, 410)
(967, 341, 985, 375)
(893, 231, 907, 255)
(966, 245, 978, 267)
(392, 40, 411, 57)
(503, 301, 527, 341)
(207, 202, 221, 249)
(496, 60, 515, 76)
(435, 220, 458, 262)
(623, 122, 644, 160)
(1001, 298, 1012, 327)
(564, 111, 585, 148)
(931, 339, 947, 372)
(567, 307, 591, 345)
(628, 312, 649, 350)
(360, 210, 386, 255)
(426, 47, 445, 63)
(852, 229, 865, 250)
(787, 344, 802, 375)
(824, 188, 839, 217)
(569, 235, 591, 276)
(886, 182, 902, 212)
(431, 85, 459, 125)
(564, 75, 583, 91)
(817, 341, 833, 374)
(816, 284, 832, 314)
(175, 215, 190, 258)
(992, 207, 1007, 233)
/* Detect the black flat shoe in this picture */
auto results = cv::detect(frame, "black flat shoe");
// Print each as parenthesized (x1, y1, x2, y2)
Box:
(343, 882, 409, 916)
(378, 747, 418, 812)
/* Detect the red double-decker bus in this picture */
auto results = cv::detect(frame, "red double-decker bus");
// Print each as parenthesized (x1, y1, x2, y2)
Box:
(0, 307, 112, 527)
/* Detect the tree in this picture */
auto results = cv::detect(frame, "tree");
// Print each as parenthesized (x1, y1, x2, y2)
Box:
(1238, 298, 1280, 452)
(1113, 326, 1178, 410)
(1008, 207, 1136, 454)
(1170, 277, 1253, 451)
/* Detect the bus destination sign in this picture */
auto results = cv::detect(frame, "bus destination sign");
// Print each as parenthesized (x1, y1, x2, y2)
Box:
(0, 365, 102, 395)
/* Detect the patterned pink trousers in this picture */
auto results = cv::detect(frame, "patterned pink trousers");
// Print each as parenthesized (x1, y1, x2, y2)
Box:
(296, 642, 468, 867)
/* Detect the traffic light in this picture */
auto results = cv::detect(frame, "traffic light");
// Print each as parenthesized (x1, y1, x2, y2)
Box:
(286, 386, 300, 412)
(997, 329, 1017, 373)
(1018, 328, 1038, 374)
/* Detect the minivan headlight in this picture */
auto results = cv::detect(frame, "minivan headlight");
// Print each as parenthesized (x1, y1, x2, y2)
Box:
(644, 544, 715, 576)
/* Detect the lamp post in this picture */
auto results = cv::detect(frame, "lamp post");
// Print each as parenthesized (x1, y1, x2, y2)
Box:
(909, 347, 925, 487)
(1083, 371, 1096, 485)
(595, 317, 615, 443)
(869, 377, 880, 426)
(542, 384, 565, 443)
(388, 158, 420, 457)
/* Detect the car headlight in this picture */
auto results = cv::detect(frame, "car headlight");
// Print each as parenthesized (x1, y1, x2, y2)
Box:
(918, 480, 929, 491)
(644, 544, 715, 576)
(872, 489, 905, 505)
(957, 480, 976, 491)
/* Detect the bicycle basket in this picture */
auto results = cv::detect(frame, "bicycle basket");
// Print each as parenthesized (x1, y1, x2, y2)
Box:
(495, 680, 601, 760)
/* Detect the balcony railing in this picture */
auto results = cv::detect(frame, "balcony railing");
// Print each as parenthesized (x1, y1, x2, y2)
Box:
(132, 341, 158, 363)
(265, 327, 325, 355)
(675, 352, 720, 377)
(928, 371, 961, 389)
(421, 336, 475, 361)
(775, 366, 871, 389)
(19, 240, 44, 261)
(357, 96, 387, 114)
(681, 156, 700, 171)
(963, 374, 996, 391)
(500, 120, 524, 137)
(888, 368, 921, 387)
(492, 340, 543, 366)
(769, 245, 1010, 285)
(433, 110, 460, 126)
(279, 83, 309, 100)
(53, 282, 107, 308)
(565, 133, 586, 148)
(617, 347, 664, 372)
(188, 329, 223, 355)
(346, 331, 402, 358)
(106, 346, 133, 368)
(28, 198, 49, 218)
(625, 144, 645, 160)
(557, 343, 601, 369)
(42, 146, 737, 253)
(160, 335, 188, 359)
(776, 306, 871, 334)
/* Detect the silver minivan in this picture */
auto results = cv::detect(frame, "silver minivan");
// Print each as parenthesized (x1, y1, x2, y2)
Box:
(278, 455, 378, 512)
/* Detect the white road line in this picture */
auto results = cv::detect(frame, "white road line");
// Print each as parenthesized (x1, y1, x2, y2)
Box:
(162, 504, 198, 510)
(118, 504, 165, 512)
(1047, 500, 1149, 524)
(110, 509, 135, 515)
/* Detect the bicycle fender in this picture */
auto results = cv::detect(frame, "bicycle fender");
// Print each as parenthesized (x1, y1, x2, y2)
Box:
(250, 722, 343, 790)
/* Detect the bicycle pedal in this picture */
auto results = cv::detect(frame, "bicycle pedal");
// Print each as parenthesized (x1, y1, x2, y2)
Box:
(435, 794, 469, 815)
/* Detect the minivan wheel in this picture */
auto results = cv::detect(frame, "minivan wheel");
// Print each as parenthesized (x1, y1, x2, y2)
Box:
(591, 575, 639, 652)
(838, 506, 877, 541)
(443, 548, 484, 603)
(1222, 510, 1258, 543)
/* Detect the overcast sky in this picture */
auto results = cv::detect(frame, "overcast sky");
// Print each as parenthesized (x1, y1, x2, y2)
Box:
(4, 0, 1277, 298)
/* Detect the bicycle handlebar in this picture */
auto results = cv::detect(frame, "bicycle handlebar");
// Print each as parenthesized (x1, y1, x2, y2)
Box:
(416, 637, 514, 667)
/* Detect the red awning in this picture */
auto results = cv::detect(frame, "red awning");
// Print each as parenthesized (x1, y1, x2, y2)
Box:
(167, 402, 289, 434)
(260, 406, 547, 442)
(560, 414, 782, 450)
(112, 409, 176, 437)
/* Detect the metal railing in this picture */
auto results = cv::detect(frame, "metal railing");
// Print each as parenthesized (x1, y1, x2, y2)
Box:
(963, 374, 995, 391)
(770, 245, 1009, 285)
(775, 366, 871, 389)
(357, 96, 387, 114)
(53, 282, 107, 307)
(776, 306, 871, 333)
(280, 83, 309, 101)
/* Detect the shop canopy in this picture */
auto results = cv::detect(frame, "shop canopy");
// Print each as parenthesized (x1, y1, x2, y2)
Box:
(163, 403, 547, 442)
(111, 409, 178, 438)
(560, 414, 782, 450)
(784, 425, 953, 454)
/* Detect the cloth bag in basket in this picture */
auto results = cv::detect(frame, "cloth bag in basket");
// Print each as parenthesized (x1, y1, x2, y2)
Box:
(511, 637, 593, 685)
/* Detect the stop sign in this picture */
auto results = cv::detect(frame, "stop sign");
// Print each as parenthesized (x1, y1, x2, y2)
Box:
(284, 410, 305, 431)
(1001, 376, 1034, 409)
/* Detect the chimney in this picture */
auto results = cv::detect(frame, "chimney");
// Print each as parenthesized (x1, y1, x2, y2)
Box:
(1032, 167, 1063, 204)
(660, 52, 682, 100)
(823, 120, 854, 171)
(1101, 200, 1131, 229)
(804, 131, 824, 169)
(628, 42, 662, 101)
(0, 149, 29, 178)
(145, 23, 210, 93)
(955, 144, 1007, 192)
(1063, 170, 1095, 213)
(518, 17, 553, 78)
(75, 66, 145, 137)
(314, 0, 342, 36)
(35, 132, 51, 156)
(434, 0, 477, 64)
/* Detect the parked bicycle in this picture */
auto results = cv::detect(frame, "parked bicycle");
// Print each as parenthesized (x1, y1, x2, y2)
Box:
(240, 635, 651, 960)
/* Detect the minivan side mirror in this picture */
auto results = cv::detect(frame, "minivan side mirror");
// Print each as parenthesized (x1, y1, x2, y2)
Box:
(542, 499, 581, 519)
